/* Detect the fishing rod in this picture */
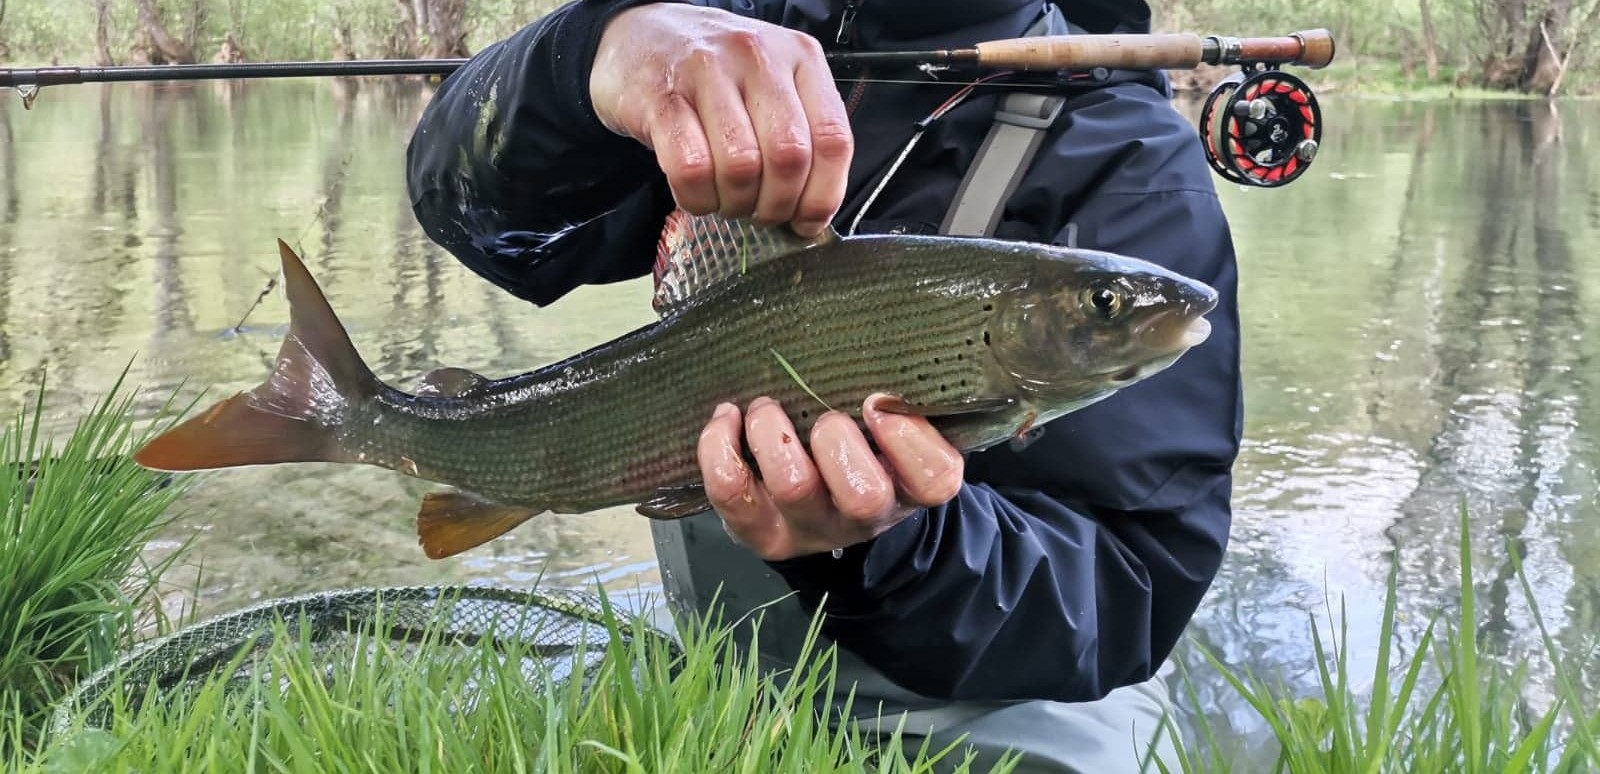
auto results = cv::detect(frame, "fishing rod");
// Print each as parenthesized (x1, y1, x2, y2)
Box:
(2, 27, 1335, 187)
(1, 29, 1335, 87)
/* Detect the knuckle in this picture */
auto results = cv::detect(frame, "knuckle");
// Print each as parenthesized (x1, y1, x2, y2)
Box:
(725, 29, 766, 58)
(670, 155, 716, 190)
(767, 472, 821, 508)
(793, 198, 837, 225)
(721, 146, 764, 184)
(791, 31, 825, 58)
(702, 467, 747, 507)
(766, 138, 812, 176)
(811, 122, 854, 160)
(840, 482, 895, 521)
(917, 463, 965, 505)
(681, 45, 720, 74)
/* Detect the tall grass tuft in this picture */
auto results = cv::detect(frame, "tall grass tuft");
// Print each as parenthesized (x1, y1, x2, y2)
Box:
(0, 369, 194, 746)
(1167, 503, 1600, 773)
(20, 589, 1007, 772)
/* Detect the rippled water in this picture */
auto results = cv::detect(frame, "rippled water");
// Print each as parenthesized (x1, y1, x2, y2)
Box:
(2, 80, 1597, 752)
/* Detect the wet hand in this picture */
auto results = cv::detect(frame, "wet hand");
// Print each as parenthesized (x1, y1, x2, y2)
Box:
(697, 394, 965, 562)
(588, 4, 854, 238)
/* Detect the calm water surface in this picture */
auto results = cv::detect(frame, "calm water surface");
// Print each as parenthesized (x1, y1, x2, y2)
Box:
(2, 80, 1597, 752)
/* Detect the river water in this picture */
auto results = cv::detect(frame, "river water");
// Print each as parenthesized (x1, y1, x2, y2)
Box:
(1, 80, 1597, 755)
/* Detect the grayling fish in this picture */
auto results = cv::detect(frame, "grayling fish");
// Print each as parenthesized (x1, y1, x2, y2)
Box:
(133, 212, 1217, 559)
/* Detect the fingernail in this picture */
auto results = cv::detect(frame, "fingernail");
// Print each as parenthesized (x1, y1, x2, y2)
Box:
(713, 402, 737, 419)
(748, 396, 778, 412)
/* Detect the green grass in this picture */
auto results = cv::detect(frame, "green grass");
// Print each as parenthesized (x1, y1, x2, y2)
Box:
(0, 369, 195, 748)
(19, 591, 1008, 772)
(1165, 502, 1600, 773)
(3, 379, 1598, 771)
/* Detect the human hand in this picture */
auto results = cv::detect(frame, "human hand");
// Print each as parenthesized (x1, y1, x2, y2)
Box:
(588, 4, 854, 238)
(696, 394, 965, 562)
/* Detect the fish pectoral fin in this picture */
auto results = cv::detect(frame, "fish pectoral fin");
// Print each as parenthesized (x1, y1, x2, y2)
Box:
(415, 490, 541, 560)
(636, 485, 712, 520)
(873, 395, 1017, 417)
(415, 367, 488, 398)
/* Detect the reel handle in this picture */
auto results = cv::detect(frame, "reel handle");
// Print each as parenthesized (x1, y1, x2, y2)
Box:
(973, 28, 1337, 72)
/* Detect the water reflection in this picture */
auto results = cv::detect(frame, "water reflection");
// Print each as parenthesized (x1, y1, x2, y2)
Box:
(1, 83, 1598, 752)
(1178, 97, 1600, 754)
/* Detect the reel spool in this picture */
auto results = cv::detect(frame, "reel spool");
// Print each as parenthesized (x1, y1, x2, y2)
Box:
(1199, 67, 1321, 187)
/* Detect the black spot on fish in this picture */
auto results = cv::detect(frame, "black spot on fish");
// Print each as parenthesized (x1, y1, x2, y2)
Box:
(983, 303, 994, 312)
(982, 331, 991, 346)
(933, 357, 941, 365)
(966, 337, 975, 346)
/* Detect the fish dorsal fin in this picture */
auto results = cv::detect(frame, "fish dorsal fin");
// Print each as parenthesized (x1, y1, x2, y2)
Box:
(651, 210, 837, 316)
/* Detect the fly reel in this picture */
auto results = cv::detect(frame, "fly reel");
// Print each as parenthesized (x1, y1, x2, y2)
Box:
(1199, 66, 1321, 187)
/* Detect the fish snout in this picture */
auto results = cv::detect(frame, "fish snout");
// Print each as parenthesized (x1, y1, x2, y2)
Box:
(1137, 285, 1218, 353)
(1180, 278, 1220, 316)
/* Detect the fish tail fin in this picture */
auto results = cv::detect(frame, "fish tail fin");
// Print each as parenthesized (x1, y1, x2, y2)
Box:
(134, 240, 378, 472)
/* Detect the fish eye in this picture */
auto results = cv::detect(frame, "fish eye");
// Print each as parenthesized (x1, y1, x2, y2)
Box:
(1080, 284, 1124, 321)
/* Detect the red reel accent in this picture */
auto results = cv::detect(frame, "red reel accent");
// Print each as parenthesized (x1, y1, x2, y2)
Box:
(1199, 68, 1322, 188)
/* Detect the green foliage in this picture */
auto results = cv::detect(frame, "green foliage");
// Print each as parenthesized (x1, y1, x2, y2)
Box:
(0, 368, 194, 747)
(1165, 503, 1600, 773)
(18, 589, 1013, 772)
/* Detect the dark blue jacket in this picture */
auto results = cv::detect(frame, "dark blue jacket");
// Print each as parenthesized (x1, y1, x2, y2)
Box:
(405, 0, 1242, 704)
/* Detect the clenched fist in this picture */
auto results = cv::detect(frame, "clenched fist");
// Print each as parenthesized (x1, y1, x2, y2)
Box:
(588, 4, 854, 238)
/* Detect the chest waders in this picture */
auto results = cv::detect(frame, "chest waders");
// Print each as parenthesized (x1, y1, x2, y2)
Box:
(648, 7, 1183, 771)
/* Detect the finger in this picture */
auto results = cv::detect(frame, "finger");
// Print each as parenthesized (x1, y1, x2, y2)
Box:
(691, 67, 764, 219)
(647, 92, 719, 214)
(808, 410, 899, 522)
(789, 42, 854, 237)
(862, 393, 965, 507)
(742, 68, 813, 226)
(743, 396, 832, 520)
(697, 403, 792, 558)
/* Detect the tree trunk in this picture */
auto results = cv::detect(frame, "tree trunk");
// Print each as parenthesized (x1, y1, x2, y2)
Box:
(213, 31, 245, 63)
(423, 0, 469, 58)
(94, 0, 115, 66)
(132, 0, 197, 65)
(184, 0, 206, 56)
(1419, 0, 1441, 79)
(388, 0, 419, 59)
(1519, 0, 1571, 93)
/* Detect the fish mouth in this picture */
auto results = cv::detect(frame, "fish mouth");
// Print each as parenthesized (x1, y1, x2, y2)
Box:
(1136, 307, 1215, 354)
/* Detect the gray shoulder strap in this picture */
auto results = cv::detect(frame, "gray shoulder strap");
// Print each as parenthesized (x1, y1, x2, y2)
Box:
(940, 6, 1072, 238)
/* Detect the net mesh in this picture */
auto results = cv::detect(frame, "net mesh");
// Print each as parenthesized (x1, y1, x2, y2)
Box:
(50, 584, 676, 734)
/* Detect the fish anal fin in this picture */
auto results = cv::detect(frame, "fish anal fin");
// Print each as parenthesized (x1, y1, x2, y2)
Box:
(873, 395, 1018, 417)
(416, 367, 489, 398)
(416, 490, 542, 560)
(636, 484, 712, 520)
(651, 210, 836, 316)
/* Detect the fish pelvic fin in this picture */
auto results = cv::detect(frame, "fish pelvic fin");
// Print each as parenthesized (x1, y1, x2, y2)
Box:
(416, 490, 542, 559)
(133, 239, 379, 472)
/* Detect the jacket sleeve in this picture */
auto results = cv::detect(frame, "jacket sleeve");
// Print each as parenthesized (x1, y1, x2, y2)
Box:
(404, 0, 706, 306)
(768, 80, 1243, 704)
